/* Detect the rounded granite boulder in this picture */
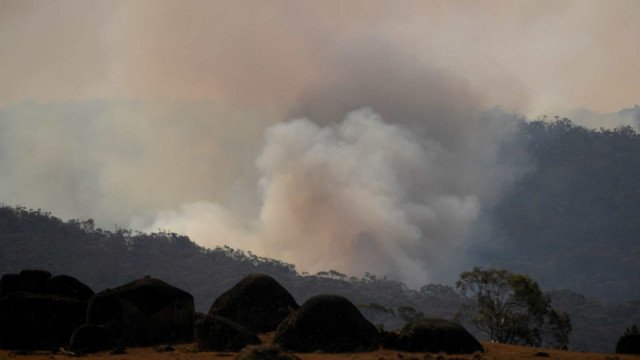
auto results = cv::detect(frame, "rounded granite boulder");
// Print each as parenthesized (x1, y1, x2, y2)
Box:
(69, 324, 114, 353)
(0, 270, 92, 350)
(396, 318, 483, 354)
(87, 276, 195, 346)
(195, 315, 260, 352)
(209, 273, 299, 333)
(616, 333, 640, 354)
(273, 294, 379, 353)
(0, 293, 87, 349)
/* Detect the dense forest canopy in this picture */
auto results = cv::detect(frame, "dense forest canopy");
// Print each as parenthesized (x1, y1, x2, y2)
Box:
(477, 117, 640, 301)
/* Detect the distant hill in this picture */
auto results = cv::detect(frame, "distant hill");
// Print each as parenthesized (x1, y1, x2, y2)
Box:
(3, 115, 640, 353)
(1, 205, 639, 353)
(475, 118, 640, 301)
(0, 205, 460, 316)
(549, 289, 640, 353)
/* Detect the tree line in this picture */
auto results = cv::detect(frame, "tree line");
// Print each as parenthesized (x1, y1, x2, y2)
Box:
(2, 205, 639, 352)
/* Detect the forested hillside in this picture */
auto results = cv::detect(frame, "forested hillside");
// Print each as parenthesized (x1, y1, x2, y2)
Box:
(478, 118, 640, 301)
(0, 206, 460, 316)
(1, 205, 639, 352)
(2, 115, 640, 353)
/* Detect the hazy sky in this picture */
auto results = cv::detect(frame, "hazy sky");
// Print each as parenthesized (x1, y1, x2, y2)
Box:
(1, 0, 638, 284)
(1, 0, 638, 114)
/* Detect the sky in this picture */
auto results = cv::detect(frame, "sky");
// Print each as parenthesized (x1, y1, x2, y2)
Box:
(1, 0, 638, 285)
(2, 0, 639, 113)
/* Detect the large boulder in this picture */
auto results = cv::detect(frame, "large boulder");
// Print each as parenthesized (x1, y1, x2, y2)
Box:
(0, 270, 93, 350)
(87, 276, 195, 346)
(0, 293, 87, 350)
(616, 334, 640, 354)
(195, 315, 260, 352)
(273, 294, 379, 352)
(395, 318, 483, 354)
(0, 270, 94, 301)
(0, 269, 52, 297)
(209, 273, 299, 333)
(47, 275, 94, 301)
(0, 273, 21, 297)
(69, 324, 114, 353)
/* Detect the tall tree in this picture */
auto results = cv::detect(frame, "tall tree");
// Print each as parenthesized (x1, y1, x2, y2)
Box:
(456, 267, 571, 348)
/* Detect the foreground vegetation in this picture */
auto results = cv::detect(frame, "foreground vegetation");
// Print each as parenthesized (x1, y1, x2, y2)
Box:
(457, 268, 571, 348)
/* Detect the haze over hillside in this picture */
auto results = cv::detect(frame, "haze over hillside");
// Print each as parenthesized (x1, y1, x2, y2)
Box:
(1, 202, 640, 353)
(471, 113, 640, 301)
(2, 101, 639, 298)
(1, 1, 640, 353)
(2, 0, 639, 288)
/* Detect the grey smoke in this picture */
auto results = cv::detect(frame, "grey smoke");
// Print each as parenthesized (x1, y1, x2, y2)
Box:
(1, 0, 639, 289)
(0, 100, 274, 226)
(0, 42, 533, 287)
(135, 47, 530, 286)
(138, 105, 527, 287)
(562, 106, 640, 130)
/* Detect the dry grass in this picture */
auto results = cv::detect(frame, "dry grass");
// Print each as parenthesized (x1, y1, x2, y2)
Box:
(0, 342, 637, 360)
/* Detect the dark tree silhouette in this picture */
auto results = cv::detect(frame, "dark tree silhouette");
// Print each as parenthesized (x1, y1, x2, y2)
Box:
(456, 267, 571, 348)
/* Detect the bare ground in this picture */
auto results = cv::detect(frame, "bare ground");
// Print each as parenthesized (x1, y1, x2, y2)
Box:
(0, 342, 638, 360)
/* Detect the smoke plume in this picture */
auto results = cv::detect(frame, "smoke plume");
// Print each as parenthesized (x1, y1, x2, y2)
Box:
(0, 36, 530, 286)
(141, 109, 481, 285)
(2, 0, 638, 285)
(0, 100, 275, 225)
(133, 47, 530, 284)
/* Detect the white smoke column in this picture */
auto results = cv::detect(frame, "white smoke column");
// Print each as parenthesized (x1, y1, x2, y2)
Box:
(257, 108, 481, 285)
(144, 108, 482, 286)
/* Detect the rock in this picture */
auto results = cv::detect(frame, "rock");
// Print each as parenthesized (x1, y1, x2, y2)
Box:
(87, 276, 195, 346)
(396, 318, 483, 354)
(0, 270, 93, 301)
(154, 344, 175, 352)
(0, 293, 87, 350)
(0, 270, 93, 350)
(69, 324, 113, 353)
(195, 315, 260, 352)
(0, 270, 52, 297)
(209, 273, 299, 333)
(273, 294, 379, 352)
(47, 275, 94, 301)
(235, 344, 301, 360)
(616, 333, 640, 354)
(0, 274, 21, 297)
(380, 331, 400, 349)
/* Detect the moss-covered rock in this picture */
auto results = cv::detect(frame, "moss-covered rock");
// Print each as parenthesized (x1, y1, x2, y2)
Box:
(209, 273, 299, 333)
(69, 324, 113, 353)
(195, 315, 260, 352)
(616, 334, 640, 354)
(0, 293, 87, 349)
(273, 294, 379, 352)
(88, 276, 194, 346)
(0, 270, 52, 297)
(396, 318, 483, 354)
(0, 270, 93, 350)
(47, 275, 94, 301)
